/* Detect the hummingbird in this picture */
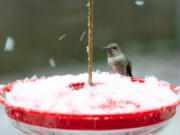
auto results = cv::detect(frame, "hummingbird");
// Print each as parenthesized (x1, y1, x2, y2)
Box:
(102, 43, 133, 77)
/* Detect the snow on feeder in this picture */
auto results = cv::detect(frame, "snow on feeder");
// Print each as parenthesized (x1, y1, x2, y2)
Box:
(0, 73, 180, 135)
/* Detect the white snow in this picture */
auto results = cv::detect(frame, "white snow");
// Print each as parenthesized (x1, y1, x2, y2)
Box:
(87, 2, 89, 7)
(58, 34, 67, 41)
(4, 36, 15, 52)
(86, 46, 89, 53)
(175, 87, 180, 98)
(49, 58, 56, 68)
(134, 0, 145, 6)
(80, 31, 86, 42)
(5, 72, 180, 114)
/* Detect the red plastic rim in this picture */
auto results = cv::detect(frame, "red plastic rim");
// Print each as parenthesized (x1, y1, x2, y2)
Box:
(0, 77, 179, 130)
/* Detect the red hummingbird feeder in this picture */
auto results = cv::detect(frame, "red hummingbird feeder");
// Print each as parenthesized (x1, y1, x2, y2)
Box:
(1, 0, 180, 134)
(0, 77, 179, 135)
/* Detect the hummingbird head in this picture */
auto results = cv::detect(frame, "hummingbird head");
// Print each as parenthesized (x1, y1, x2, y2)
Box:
(102, 43, 122, 57)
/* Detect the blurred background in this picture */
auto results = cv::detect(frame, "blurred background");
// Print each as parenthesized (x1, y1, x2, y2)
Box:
(0, 0, 180, 134)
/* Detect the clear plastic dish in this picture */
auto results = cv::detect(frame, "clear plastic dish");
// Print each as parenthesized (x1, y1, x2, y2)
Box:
(10, 118, 169, 135)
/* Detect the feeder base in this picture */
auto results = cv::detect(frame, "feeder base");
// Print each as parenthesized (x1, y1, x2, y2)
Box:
(10, 119, 168, 135)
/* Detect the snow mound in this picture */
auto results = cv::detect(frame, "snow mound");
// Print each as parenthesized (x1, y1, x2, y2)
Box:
(5, 72, 180, 114)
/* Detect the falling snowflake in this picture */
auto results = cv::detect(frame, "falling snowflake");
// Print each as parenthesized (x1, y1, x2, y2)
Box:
(134, 0, 145, 6)
(86, 46, 89, 53)
(87, 2, 89, 7)
(80, 31, 86, 42)
(49, 58, 56, 68)
(4, 36, 15, 52)
(58, 34, 67, 41)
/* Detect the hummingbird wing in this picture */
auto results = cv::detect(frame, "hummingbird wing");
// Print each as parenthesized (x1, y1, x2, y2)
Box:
(126, 59, 133, 77)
